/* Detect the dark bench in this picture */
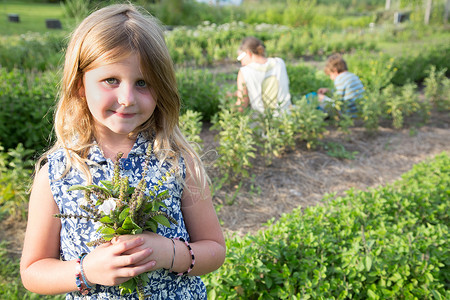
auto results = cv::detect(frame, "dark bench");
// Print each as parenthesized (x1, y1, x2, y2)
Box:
(45, 19, 62, 29)
(8, 14, 20, 23)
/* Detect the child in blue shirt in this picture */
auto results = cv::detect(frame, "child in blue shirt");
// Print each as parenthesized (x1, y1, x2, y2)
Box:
(317, 53, 364, 115)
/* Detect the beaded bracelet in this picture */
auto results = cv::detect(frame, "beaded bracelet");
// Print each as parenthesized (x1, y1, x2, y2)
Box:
(75, 253, 91, 295)
(171, 237, 195, 276)
(80, 254, 94, 289)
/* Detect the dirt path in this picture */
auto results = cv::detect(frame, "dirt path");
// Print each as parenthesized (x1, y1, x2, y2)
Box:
(206, 111, 450, 236)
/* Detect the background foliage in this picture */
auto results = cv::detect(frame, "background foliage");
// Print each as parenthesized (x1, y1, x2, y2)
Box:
(0, 0, 449, 298)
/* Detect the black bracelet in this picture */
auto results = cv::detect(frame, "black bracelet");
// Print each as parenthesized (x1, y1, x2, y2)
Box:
(171, 237, 195, 276)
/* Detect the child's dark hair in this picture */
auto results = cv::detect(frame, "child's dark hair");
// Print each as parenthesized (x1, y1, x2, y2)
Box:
(239, 36, 266, 57)
(324, 53, 348, 75)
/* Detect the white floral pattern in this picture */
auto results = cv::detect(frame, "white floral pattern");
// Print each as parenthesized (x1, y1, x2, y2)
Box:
(48, 134, 207, 299)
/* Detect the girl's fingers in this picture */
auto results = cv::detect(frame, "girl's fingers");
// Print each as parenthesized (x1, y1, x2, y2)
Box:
(115, 260, 156, 279)
(109, 238, 155, 267)
(111, 237, 146, 255)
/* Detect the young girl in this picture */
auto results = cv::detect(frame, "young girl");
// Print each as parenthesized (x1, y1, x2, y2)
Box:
(20, 4, 225, 299)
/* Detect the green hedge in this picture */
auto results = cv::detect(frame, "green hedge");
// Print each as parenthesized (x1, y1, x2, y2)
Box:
(203, 152, 450, 299)
(0, 67, 58, 151)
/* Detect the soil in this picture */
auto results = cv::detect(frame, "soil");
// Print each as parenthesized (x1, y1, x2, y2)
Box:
(203, 110, 450, 237)
(1, 110, 449, 259)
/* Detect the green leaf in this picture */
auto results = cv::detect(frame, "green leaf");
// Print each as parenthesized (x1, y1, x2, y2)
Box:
(119, 278, 136, 295)
(365, 256, 372, 272)
(155, 190, 169, 201)
(122, 216, 141, 230)
(99, 227, 116, 235)
(153, 200, 167, 210)
(100, 215, 113, 224)
(102, 234, 115, 241)
(431, 290, 442, 300)
(67, 185, 90, 192)
(118, 207, 130, 223)
(152, 214, 171, 227)
(145, 219, 158, 233)
(100, 180, 114, 190)
(116, 227, 131, 235)
(367, 289, 378, 299)
(389, 272, 402, 282)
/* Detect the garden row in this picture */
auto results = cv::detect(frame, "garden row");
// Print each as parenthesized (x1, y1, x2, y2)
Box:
(1, 58, 449, 221)
(1, 35, 449, 151)
(1, 22, 449, 71)
(202, 152, 449, 299)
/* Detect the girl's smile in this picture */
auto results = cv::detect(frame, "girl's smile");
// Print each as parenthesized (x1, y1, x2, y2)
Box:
(80, 54, 156, 141)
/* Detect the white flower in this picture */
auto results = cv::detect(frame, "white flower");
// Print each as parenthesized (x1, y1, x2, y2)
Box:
(98, 198, 117, 215)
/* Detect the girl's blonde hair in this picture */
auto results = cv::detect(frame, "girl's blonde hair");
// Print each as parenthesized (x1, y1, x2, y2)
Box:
(39, 4, 207, 188)
(239, 36, 266, 57)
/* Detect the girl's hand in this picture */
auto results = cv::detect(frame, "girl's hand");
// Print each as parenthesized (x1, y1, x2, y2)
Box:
(112, 232, 173, 271)
(82, 237, 156, 286)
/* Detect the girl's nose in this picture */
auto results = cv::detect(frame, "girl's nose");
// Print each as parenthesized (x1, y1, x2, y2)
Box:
(117, 84, 136, 107)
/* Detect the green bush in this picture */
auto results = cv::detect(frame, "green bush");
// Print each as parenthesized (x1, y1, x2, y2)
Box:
(203, 152, 450, 299)
(211, 109, 256, 181)
(424, 66, 450, 112)
(0, 67, 58, 152)
(286, 63, 332, 98)
(391, 43, 450, 86)
(179, 109, 203, 154)
(0, 144, 34, 221)
(0, 32, 66, 71)
(177, 68, 223, 121)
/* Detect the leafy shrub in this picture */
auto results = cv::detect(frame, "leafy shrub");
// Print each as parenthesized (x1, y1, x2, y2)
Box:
(391, 43, 450, 86)
(289, 96, 327, 150)
(358, 88, 384, 133)
(384, 82, 420, 129)
(424, 66, 450, 111)
(0, 68, 58, 152)
(286, 63, 332, 98)
(0, 32, 66, 71)
(211, 110, 256, 181)
(252, 109, 296, 165)
(179, 109, 203, 154)
(346, 52, 397, 91)
(203, 152, 450, 299)
(0, 144, 34, 220)
(177, 68, 222, 121)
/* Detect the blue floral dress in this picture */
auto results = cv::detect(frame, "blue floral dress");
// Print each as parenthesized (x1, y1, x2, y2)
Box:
(48, 134, 207, 299)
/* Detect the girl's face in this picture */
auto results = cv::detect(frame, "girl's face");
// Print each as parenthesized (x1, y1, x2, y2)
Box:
(80, 55, 156, 140)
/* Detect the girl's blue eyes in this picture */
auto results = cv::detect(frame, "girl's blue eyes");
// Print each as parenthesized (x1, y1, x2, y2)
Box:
(136, 80, 146, 87)
(105, 78, 118, 85)
(104, 78, 147, 87)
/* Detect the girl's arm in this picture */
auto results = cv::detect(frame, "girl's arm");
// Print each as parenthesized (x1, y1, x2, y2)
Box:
(20, 163, 156, 295)
(176, 155, 226, 276)
(235, 70, 249, 111)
